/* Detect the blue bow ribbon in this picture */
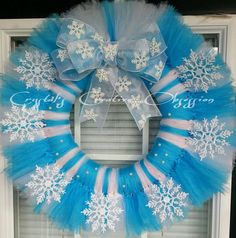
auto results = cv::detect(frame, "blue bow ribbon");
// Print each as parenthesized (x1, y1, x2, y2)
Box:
(51, 18, 167, 129)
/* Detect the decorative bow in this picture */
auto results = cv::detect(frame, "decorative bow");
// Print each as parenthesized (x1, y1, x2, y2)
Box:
(51, 19, 167, 129)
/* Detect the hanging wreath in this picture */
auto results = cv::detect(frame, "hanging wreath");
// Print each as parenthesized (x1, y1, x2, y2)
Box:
(0, 1, 235, 236)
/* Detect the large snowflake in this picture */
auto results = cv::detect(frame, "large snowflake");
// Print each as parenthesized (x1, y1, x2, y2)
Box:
(115, 75, 132, 92)
(26, 165, 70, 204)
(128, 94, 142, 109)
(0, 105, 45, 142)
(102, 43, 118, 62)
(90, 87, 105, 103)
(15, 49, 56, 90)
(177, 49, 223, 92)
(82, 193, 123, 232)
(187, 117, 233, 160)
(146, 178, 188, 223)
(131, 52, 149, 70)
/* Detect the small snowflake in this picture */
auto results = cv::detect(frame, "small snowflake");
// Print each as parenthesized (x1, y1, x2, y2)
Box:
(76, 42, 94, 59)
(15, 49, 56, 90)
(138, 114, 151, 129)
(128, 95, 142, 109)
(177, 49, 223, 92)
(154, 61, 164, 79)
(82, 193, 123, 232)
(84, 109, 98, 121)
(90, 87, 105, 103)
(95, 69, 109, 82)
(115, 75, 132, 92)
(187, 117, 233, 160)
(131, 52, 149, 70)
(92, 33, 105, 44)
(0, 105, 45, 142)
(149, 37, 162, 56)
(102, 43, 118, 62)
(67, 20, 85, 38)
(26, 165, 70, 204)
(57, 49, 68, 62)
(146, 178, 188, 223)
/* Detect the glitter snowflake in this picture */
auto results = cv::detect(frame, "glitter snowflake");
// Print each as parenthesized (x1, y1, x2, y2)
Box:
(57, 49, 69, 62)
(102, 43, 118, 62)
(154, 61, 164, 79)
(149, 37, 162, 56)
(67, 20, 85, 38)
(177, 49, 223, 92)
(187, 117, 233, 160)
(115, 75, 132, 92)
(84, 109, 98, 121)
(90, 87, 105, 103)
(128, 94, 142, 109)
(131, 52, 149, 70)
(146, 178, 188, 223)
(95, 69, 109, 82)
(15, 49, 56, 90)
(26, 165, 70, 204)
(0, 105, 45, 142)
(76, 42, 94, 59)
(92, 33, 105, 44)
(138, 114, 151, 129)
(82, 193, 123, 232)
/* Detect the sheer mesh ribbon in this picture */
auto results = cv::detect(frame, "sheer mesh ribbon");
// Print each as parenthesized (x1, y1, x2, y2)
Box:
(51, 19, 167, 129)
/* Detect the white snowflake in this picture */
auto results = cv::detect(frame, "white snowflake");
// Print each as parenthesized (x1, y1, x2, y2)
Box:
(187, 117, 233, 160)
(0, 105, 45, 142)
(26, 165, 70, 204)
(57, 49, 68, 62)
(149, 37, 162, 56)
(90, 87, 105, 103)
(102, 43, 118, 62)
(67, 20, 85, 38)
(115, 75, 132, 92)
(76, 42, 94, 59)
(84, 109, 98, 121)
(15, 49, 56, 90)
(82, 193, 123, 232)
(92, 33, 105, 44)
(146, 178, 188, 223)
(154, 61, 164, 79)
(177, 49, 223, 92)
(95, 69, 109, 82)
(131, 51, 149, 70)
(138, 114, 151, 129)
(128, 94, 142, 109)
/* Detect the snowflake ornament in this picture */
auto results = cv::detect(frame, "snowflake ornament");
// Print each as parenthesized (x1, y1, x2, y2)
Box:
(187, 117, 233, 160)
(146, 178, 188, 223)
(90, 87, 105, 103)
(177, 49, 223, 92)
(67, 20, 85, 38)
(26, 165, 70, 204)
(0, 105, 45, 142)
(15, 49, 56, 90)
(76, 42, 94, 59)
(95, 69, 109, 82)
(149, 37, 162, 56)
(115, 75, 132, 92)
(128, 94, 142, 109)
(131, 52, 149, 70)
(57, 49, 69, 62)
(84, 109, 98, 121)
(82, 193, 123, 233)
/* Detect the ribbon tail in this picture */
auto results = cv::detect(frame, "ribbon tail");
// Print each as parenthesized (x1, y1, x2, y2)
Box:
(79, 67, 118, 128)
(110, 70, 162, 130)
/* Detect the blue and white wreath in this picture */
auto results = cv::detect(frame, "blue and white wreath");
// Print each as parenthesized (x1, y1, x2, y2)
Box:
(0, 1, 235, 236)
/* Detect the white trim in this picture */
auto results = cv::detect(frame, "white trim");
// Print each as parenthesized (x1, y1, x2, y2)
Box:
(0, 16, 235, 238)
